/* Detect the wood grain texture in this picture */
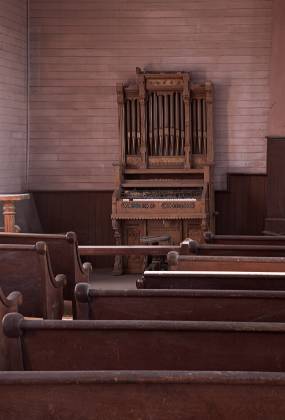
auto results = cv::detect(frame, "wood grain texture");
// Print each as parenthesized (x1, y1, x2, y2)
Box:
(33, 173, 266, 267)
(0, 0, 28, 193)
(264, 137, 285, 233)
(216, 173, 266, 234)
(33, 191, 114, 267)
(28, 0, 272, 190)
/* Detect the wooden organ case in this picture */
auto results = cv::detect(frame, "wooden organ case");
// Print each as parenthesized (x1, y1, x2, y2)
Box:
(112, 69, 215, 273)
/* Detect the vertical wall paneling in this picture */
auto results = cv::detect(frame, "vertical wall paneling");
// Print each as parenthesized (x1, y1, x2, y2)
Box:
(216, 174, 267, 235)
(28, 0, 273, 191)
(0, 0, 28, 193)
(268, 0, 285, 136)
(264, 138, 285, 234)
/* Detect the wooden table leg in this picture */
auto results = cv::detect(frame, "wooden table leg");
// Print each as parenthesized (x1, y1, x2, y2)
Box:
(2, 201, 16, 232)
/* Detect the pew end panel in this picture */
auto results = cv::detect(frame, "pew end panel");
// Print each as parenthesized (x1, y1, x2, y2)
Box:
(0, 242, 65, 319)
(0, 231, 92, 305)
(0, 290, 23, 370)
(74, 282, 90, 320)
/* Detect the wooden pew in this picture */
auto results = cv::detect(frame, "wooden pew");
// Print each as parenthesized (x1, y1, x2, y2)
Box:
(1, 371, 285, 420)
(75, 282, 285, 322)
(204, 231, 285, 246)
(0, 232, 92, 302)
(167, 250, 285, 272)
(138, 270, 285, 291)
(0, 288, 22, 370)
(180, 238, 285, 257)
(0, 243, 65, 318)
(4, 313, 285, 372)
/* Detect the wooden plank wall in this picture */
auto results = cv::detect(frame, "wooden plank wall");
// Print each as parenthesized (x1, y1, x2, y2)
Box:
(29, 0, 272, 191)
(216, 174, 267, 235)
(0, 0, 28, 193)
(33, 191, 114, 267)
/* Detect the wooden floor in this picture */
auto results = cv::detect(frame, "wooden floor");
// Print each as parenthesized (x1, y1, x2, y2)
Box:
(91, 268, 137, 290)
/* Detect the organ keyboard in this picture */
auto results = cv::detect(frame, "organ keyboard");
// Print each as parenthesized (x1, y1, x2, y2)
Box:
(112, 69, 215, 274)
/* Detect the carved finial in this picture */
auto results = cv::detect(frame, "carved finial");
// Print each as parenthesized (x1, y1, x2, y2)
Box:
(167, 251, 179, 266)
(2, 312, 24, 338)
(66, 231, 76, 243)
(35, 241, 47, 255)
(204, 231, 214, 242)
(75, 283, 89, 303)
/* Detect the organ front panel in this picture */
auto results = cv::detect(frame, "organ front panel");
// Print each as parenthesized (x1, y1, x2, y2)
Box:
(112, 68, 215, 274)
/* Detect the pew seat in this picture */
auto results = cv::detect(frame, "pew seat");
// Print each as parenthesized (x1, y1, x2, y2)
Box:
(0, 243, 65, 318)
(75, 283, 285, 322)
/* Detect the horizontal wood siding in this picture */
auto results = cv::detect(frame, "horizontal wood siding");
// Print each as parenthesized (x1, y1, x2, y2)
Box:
(28, 0, 272, 190)
(0, 0, 28, 193)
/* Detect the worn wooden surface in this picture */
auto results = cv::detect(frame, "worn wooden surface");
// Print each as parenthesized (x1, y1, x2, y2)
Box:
(182, 239, 285, 257)
(0, 288, 22, 370)
(265, 138, 285, 234)
(0, 232, 91, 303)
(1, 371, 285, 420)
(75, 283, 285, 322)
(0, 243, 65, 318)
(5, 314, 285, 372)
(167, 251, 285, 272)
(204, 232, 285, 245)
(140, 270, 285, 291)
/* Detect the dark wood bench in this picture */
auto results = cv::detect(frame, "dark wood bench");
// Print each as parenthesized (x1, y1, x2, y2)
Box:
(167, 250, 285, 272)
(75, 283, 285, 322)
(179, 238, 285, 257)
(4, 313, 285, 372)
(138, 270, 285, 291)
(0, 288, 22, 370)
(1, 371, 285, 420)
(204, 231, 285, 246)
(0, 232, 92, 303)
(0, 243, 65, 318)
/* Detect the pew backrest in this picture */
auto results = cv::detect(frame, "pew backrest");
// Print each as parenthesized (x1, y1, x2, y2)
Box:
(0, 232, 92, 301)
(1, 371, 285, 420)
(75, 282, 285, 322)
(4, 313, 285, 372)
(0, 243, 65, 318)
(204, 231, 285, 246)
(167, 250, 285, 272)
(139, 270, 285, 291)
(180, 238, 285, 257)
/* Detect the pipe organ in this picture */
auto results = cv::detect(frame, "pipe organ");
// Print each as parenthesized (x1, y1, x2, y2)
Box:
(112, 68, 215, 273)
